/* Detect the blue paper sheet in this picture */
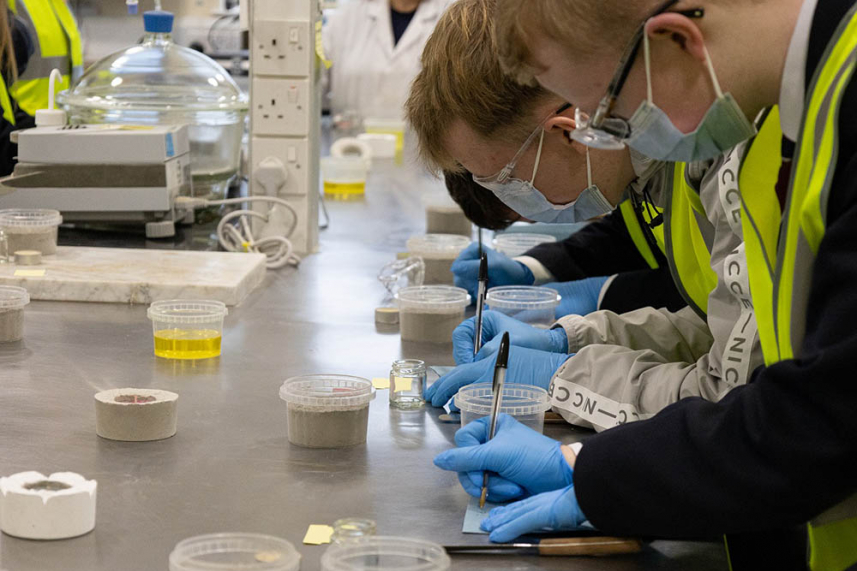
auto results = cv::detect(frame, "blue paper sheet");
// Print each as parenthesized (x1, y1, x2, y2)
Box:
(462, 496, 502, 534)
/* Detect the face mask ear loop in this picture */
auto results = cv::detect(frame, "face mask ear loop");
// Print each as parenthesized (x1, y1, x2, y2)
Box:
(585, 146, 593, 188)
(530, 129, 546, 183)
(702, 46, 725, 98)
(643, 28, 654, 103)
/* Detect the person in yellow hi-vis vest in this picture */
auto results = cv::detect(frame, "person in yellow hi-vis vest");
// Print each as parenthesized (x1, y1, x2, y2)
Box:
(0, 0, 37, 175)
(8, 0, 81, 116)
(431, 0, 857, 569)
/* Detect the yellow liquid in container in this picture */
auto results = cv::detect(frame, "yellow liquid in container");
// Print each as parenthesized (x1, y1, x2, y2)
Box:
(324, 181, 366, 201)
(153, 329, 222, 360)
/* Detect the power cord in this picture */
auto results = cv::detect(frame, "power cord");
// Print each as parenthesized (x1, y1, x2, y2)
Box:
(175, 196, 301, 269)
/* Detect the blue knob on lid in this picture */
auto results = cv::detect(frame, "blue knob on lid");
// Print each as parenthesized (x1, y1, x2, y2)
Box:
(143, 10, 174, 33)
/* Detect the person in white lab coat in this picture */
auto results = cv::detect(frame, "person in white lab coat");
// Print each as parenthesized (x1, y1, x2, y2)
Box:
(322, 0, 449, 121)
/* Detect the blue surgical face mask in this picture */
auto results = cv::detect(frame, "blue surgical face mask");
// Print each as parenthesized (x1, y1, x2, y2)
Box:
(473, 131, 614, 224)
(625, 32, 756, 162)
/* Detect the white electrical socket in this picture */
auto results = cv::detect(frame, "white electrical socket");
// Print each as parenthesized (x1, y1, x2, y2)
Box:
(251, 138, 310, 196)
(253, 20, 310, 77)
(253, 0, 311, 20)
(252, 78, 310, 136)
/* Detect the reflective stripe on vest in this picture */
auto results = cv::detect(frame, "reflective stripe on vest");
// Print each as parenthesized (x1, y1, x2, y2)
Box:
(739, 4, 857, 569)
(663, 162, 719, 318)
(10, 0, 83, 115)
(619, 199, 661, 270)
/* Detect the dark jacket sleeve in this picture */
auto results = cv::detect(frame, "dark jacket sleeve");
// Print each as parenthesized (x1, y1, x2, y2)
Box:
(600, 267, 688, 314)
(573, 74, 857, 539)
(523, 209, 657, 282)
(0, 13, 35, 177)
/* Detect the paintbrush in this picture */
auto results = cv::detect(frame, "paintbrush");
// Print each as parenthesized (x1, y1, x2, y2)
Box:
(473, 252, 488, 358)
(445, 536, 643, 557)
(480, 331, 509, 508)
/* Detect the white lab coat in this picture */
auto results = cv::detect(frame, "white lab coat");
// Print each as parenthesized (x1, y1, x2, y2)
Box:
(322, 0, 449, 121)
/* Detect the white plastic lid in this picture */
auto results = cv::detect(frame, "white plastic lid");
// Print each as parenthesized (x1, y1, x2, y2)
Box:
(395, 286, 470, 312)
(321, 156, 369, 183)
(486, 286, 562, 311)
(406, 235, 471, 259)
(0, 209, 62, 231)
(492, 233, 557, 257)
(0, 286, 30, 310)
(321, 537, 450, 571)
(280, 375, 376, 409)
(169, 533, 301, 571)
(454, 383, 551, 417)
(147, 300, 228, 324)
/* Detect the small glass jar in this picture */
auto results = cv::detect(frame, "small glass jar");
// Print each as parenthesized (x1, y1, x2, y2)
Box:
(389, 360, 427, 410)
(0, 229, 8, 263)
(332, 518, 377, 544)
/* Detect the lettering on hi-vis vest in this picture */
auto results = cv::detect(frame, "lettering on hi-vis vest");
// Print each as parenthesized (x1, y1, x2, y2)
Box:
(549, 380, 648, 430)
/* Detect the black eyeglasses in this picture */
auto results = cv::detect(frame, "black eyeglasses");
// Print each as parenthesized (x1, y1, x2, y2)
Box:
(570, 0, 704, 150)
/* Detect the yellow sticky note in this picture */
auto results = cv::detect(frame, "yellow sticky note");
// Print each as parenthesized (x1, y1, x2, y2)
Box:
(372, 377, 390, 390)
(314, 20, 332, 69)
(303, 524, 333, 545)
(14, 269, 45, 277)
(393, 376, 412, 393)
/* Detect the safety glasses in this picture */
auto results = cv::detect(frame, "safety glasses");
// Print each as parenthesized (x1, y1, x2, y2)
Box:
(473, 103, 573, 188)
(571, 0, 704, 150)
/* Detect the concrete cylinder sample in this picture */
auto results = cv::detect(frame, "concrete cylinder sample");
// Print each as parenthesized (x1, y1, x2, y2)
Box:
(95, 388, 179, 442)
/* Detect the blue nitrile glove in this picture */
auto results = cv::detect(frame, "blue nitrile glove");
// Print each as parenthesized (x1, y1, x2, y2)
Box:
(544, 276, 610, 319)
(481, 485, 587, 543)
(457, 472, 526, 504)
(425, 346, 571, 408)
(452, 310, 569, 365)
(452, 244, 534, 299)
(434, 414, 574, 499)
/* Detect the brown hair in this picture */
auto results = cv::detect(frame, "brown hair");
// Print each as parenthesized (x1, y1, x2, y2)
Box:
(405, 0, 551, 172)
(495, 0, 654, 83)
(0, 2, 16, 82)
(444, 170, 517, 230)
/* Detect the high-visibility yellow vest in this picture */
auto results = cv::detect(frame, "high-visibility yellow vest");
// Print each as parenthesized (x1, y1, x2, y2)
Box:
(739, 4, 857, 568)
(620, 164, 717, 318)
(9, 0, 83, 115)
(0, 77, 15, 126)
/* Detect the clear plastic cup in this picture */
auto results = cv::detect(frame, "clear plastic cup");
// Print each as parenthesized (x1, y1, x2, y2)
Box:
(406, 235, 471, 285)
(454, 383, 552, 433)
(169, 533, 301, 571)
(332, 518, 377, 544)
(485, 286, 562, 328)
(0, 286, 30, 343)
(147, 300, 228, 360)
(279, 375, 376, 449)
(492, 233, 557, 258)
(0, 209, 63, 256)
(322, 156, 369, 201)
(395, 286, 470, 344)
(321, 537, 450, 571)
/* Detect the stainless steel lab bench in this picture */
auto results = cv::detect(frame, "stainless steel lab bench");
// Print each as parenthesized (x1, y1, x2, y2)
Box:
(0, 157, 727, 571)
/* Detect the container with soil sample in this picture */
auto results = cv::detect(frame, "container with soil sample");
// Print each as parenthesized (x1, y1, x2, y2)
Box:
(395, 286, 470, 344)
(406, 234, 470, 285)
(0, 210, 62, 256)
(425, 203, 472, 237)
(0, 286, 29, 343)
(279, 375, 376, 448)
(492, 232, 557, 258)
(455, 383, 551, 434)
(486, 285, 562, 328)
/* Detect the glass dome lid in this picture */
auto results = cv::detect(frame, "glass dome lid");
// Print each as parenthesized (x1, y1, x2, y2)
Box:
(57, 11, 247, 113)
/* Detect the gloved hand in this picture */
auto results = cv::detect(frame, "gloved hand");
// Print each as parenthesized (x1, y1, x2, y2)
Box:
(481, 485, 587, 543)
(544, 276, 610, 319)
(452, 244, 534, 299)
(457, 472, 526, 504)
(452, 310, 569, 365)
(434, 414, 574, 499)
(424, 346, 571, 408)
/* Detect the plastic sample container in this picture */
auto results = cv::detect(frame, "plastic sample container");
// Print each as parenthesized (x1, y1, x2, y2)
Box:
(147, 300, 228, 360)
(0, 286, 29, 343)
(0, 209, 62, 256)
(321, 537, 450, 571)
(455, 383, 552, 433)
(395, 286, 470, 344)
(425, 203, 472, 237)
(322, 157, 369, 201)
(492, 233, 557, 258)
(279, 375, 376, 449)
(486, 286, 562, 328)
(332, 518, 377, 544)
(169, 533, 301, 571)
(406, 234, 471, 285)
(364, 118, 406, 162)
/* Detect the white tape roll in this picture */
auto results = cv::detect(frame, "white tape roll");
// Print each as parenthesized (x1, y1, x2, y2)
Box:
(357, 133, 397, 159)
(331, 137, 373, 169)
(0, 471, 97, 540)
(95, 388, 179, 442)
